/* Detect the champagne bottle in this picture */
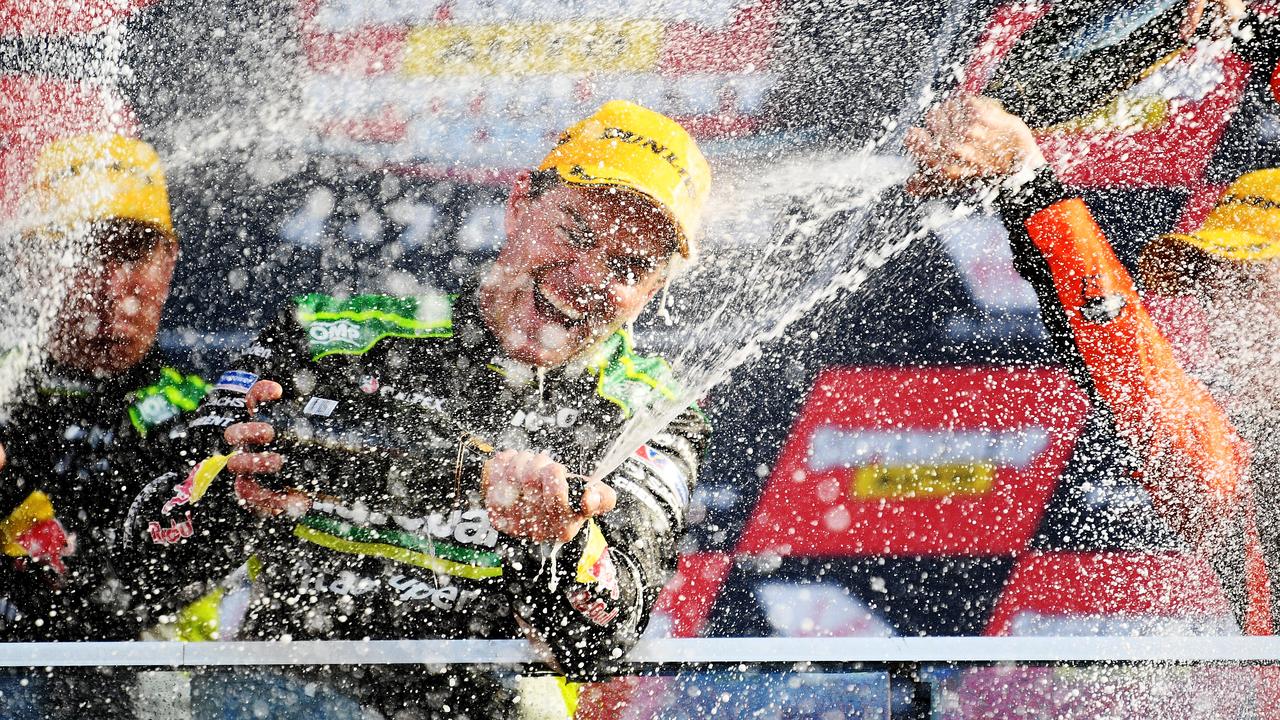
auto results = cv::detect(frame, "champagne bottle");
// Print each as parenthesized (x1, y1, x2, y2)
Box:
(985, 0, 1197, 127)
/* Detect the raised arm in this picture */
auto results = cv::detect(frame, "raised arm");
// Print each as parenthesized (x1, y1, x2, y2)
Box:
(908, 96, 1271, 631)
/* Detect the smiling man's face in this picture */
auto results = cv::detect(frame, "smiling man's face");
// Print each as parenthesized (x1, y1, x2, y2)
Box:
(480, 172, 678, 367)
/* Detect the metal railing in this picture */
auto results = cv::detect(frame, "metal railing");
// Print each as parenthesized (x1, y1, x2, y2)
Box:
(3, 636, 1277, 719)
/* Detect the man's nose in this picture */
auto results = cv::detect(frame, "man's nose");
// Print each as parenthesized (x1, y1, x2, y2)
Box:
(567, 249, 614, 293)
(103, 264, 143, 321)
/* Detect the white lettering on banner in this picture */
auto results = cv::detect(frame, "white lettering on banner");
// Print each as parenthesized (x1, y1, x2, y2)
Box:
(310, 571, 379, 597)
(308, 320, 364, 344)
(313, 0, 444, 31)
(308, 502, 500, 548)
(242, 343, 273, 359)
(387, 574, 483, 609)
(313, 0, 747, 29)
(214, 370, 258, 394)
(806, 426, 1051, 472)
(379, 385, 446, 413)
(444, 0, 745, 26)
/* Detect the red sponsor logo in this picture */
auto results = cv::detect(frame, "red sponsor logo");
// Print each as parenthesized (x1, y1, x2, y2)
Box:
(148, 512, 194, 546)
(16, 519, 75, 575)
(568, 587, 620, 627)
(162, 468, 200, 515)
(589, 548, 621, 600)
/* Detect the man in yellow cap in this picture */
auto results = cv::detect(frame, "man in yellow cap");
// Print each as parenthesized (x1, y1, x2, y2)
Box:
(907, 96, 1280, 638)
(121, 100, 711, 718)
(0, 134, 208, 717)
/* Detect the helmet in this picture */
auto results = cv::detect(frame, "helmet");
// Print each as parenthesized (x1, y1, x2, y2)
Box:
(539, 100, 711, 257)
(29, 133, 173, 234)
(1164, 169, 1280, 262)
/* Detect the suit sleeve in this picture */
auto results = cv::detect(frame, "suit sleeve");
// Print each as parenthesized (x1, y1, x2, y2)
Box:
(117, 306, 308, 616)
(995, 168, 1272, 633)
(500, 405, 710, 679)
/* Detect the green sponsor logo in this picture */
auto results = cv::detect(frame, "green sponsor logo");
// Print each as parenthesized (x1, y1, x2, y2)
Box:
(129, 367, 210, 435)
(295, 293, 454, 359)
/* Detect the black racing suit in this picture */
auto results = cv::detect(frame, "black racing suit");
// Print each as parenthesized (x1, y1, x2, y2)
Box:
(121, 287, 709, 717)
(0, 353, 208, 717)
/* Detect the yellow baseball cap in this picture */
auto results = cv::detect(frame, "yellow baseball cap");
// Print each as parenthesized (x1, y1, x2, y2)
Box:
(539, 100, 711, 257)
(1164, 169, 1280, 262)
(29, 134, 173, 234)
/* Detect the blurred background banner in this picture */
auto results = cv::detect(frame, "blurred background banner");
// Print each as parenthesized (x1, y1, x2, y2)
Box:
(7, 0, 1280, 716)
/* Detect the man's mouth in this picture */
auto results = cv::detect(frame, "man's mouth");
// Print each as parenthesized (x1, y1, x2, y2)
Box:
(534, 283, 586, 327)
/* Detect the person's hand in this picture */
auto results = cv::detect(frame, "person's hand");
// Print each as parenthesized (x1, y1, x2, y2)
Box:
(483, 450, 617, 543)
(0, 442, 6, 473)
(223, 380, 306, 517)
(1183, 0, 1246, 40)
(904, 95, 1046, 195)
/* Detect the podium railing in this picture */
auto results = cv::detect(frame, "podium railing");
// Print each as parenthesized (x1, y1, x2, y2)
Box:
(3, 636, 1277, 719)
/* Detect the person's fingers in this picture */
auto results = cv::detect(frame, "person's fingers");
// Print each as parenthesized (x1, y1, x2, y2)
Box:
(937, 98, 977, 140)
(556, 519, 586, 544)
(921, 104, 948, 135)
(485, 449, 517, 482)
(1183, 0, 1207, 39)
(534, 460, 566, 504)
(930, 96, 970, 126)
(233, 476, 276, 515)
(950, 144, 987, 172)
(904, 127, 932, 158)
(224, 421, 276, 447)
(484, 450, 524, 510)
(904, 170, 960, 197)
(904, 173, 935, 196)
(0, 442, 6, 473)
(233, 476, 310, 518)
(513, 450, 541, 485)
(226, 451, 284, 476)
(580, 480, 617, 517)
(245, 380, 283, 415)
(933, 157, 978, 182)
(527, 451, 557, 482)
(963, 119, 994, 145)
(1214, 0, 1246, 35)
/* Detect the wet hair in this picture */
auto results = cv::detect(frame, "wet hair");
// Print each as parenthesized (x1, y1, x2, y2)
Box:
(526, 168, 562, 200)
(1139, 235, 1255, 297)
(90, 218, 177, 261)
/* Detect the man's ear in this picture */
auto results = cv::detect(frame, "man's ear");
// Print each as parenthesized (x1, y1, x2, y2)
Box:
(506, 170, 533, 230)
(151, 238, 180, 292)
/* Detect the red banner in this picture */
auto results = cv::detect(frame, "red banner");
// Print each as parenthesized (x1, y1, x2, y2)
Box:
(986, 551, 1236, 636)
(737, 367, 1088, 557)
(0, 0, 159, 36)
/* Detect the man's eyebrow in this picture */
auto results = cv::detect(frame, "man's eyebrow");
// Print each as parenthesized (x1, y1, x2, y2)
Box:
(561, 205, 594, 240)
